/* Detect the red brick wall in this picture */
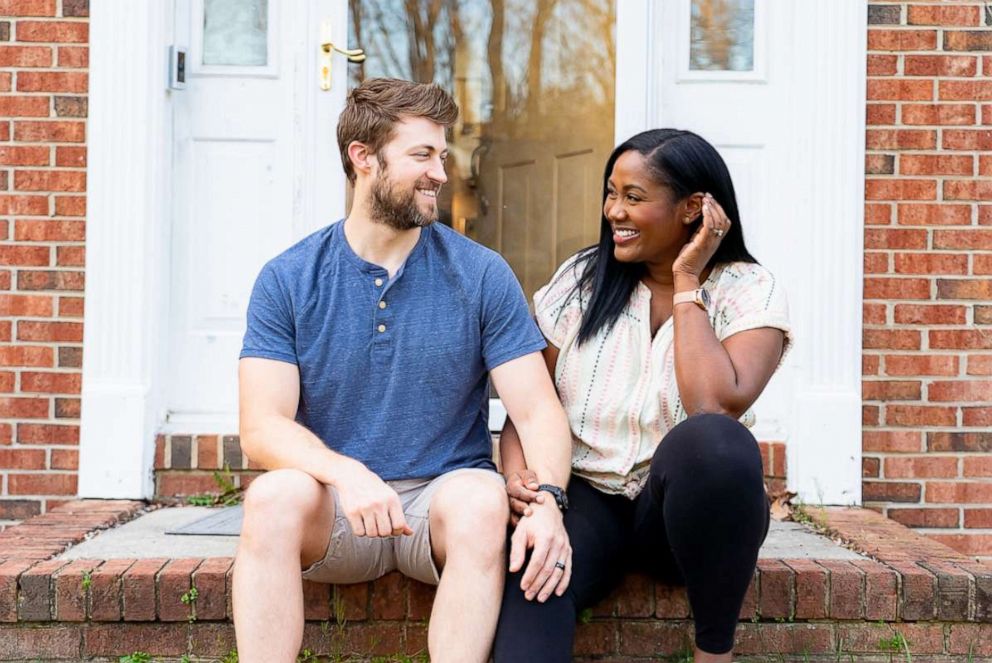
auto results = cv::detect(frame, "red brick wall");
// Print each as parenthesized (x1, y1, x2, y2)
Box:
(0, 0, 88, 528)
(863, 2, 992, 558)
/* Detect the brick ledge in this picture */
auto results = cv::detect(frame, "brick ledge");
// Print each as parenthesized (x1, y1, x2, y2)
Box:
(0, 501, 989, 661)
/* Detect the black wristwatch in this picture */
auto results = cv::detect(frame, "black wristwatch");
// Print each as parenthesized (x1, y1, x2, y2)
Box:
(537, 484, 569, 514)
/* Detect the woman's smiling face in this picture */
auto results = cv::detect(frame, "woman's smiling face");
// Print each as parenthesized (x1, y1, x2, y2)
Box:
(604, 150, 696, 266)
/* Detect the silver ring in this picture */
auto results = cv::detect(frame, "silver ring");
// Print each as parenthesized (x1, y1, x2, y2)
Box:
(555, 561, 566, 571)
(712, 228, 725, 238)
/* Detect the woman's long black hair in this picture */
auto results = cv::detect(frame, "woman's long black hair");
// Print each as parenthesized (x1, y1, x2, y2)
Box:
(567, 129, 758, 345)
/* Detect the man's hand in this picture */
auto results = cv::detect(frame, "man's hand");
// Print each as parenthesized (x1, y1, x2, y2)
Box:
(505, 469, 545, 525)
(509, 499, 571, 602)
(333, 460, 413, 538)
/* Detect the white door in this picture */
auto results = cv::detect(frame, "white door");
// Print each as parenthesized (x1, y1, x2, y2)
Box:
(167, 0, 342, 430)
(656, 0, 866, 503)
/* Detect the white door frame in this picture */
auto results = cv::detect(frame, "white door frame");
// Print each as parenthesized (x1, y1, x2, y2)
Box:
(81, 1, 865, 504)
(78, 0, 173, 499)
(775, 1, 866, 505)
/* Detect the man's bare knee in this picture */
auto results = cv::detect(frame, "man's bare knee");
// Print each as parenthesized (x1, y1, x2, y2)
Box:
(241, 469, 331, 554)
(431, 477, 508, 566)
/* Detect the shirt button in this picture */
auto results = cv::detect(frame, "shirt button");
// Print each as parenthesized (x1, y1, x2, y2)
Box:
(374, 278, 384, 287)
(378, 301, 387, 309)
(378, 324, 386, 333)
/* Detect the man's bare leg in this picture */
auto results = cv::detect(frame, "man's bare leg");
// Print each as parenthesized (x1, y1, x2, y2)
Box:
(233, 469, 335, 663)
(428, 476, 509, 663)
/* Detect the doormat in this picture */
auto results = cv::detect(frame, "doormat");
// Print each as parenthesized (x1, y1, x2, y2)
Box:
(166, 505, 243, 536)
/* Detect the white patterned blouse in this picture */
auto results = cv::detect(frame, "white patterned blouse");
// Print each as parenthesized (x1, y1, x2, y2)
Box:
(534, 254, 794, 499)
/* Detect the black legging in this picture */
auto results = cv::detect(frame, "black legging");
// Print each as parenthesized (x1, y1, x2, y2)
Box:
(493, 413, 770, 659)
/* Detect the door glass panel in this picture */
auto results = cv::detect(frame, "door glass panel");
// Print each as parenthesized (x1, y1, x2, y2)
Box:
(348, 0, 616, 302)
(202, 0, 268, 66)
(690, 0, 754, 71)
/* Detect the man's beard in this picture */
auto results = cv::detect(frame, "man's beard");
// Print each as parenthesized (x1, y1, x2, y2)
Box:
(369, 161, 439, 231)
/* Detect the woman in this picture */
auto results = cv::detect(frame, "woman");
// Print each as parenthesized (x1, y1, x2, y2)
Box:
(493, 129, 792, 662)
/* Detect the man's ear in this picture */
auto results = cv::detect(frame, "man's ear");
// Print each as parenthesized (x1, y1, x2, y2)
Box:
(347, 141, 375, 178)
(682, 192, 706, 225)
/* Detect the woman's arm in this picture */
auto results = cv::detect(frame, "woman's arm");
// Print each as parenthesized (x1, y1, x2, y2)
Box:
(499, 417, 543, 521)
(672, 194, 785, 417)
(498, 417, 528, 476)
(671, 292, 784, 417)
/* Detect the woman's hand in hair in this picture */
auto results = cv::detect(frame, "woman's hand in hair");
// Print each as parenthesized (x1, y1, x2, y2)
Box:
(672, 193, 731, 280)
(506, 469, 544, 526)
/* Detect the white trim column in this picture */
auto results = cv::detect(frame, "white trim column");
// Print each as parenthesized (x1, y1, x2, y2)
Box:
(614, 0, 655, 144)
(79, 1, 174, 498)
(785, 0, 867, 505)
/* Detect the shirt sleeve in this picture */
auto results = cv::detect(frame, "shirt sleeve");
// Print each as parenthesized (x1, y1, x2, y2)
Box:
(240, 261, 298, 365)
(713, 263, 794, 364)
(533, 253, 586, 348)
(479, 255, 547, 371)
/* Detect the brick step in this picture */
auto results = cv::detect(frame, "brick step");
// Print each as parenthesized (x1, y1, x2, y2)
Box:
(152, 434, 789, 498)
(1, 502, 990, 661)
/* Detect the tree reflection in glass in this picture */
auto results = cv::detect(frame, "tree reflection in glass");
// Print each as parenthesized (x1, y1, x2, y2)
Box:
(348, 0, 616, 300)
(689, 0, 754, 71)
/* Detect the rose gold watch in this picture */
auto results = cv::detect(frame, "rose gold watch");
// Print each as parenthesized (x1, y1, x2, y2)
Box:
(673, 288, 711, 312)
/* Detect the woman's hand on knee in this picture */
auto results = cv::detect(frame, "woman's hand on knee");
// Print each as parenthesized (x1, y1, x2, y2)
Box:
(505, 469, 544, 525)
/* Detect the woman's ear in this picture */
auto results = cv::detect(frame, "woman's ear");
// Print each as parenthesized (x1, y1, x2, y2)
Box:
(682, 193, 706, 225)
(347, 141, 374, 178)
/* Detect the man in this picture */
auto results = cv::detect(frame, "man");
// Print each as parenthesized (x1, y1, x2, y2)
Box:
(233, 78, 573, 663)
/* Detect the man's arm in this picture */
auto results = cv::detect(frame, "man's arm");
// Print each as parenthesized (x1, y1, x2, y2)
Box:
(239, 357, 411, 537)
(491, 350, 571, 488)
(490, 351, 573, 602)
(498, 342, 564, 519)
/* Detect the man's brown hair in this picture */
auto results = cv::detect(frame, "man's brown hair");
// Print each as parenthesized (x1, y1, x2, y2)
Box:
(337, 78, 459, 183)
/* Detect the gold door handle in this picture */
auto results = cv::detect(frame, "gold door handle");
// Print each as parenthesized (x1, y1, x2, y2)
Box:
(322, 42, 366, 62)
(319, 40, 366, 91)
(318, 19, 366, 91)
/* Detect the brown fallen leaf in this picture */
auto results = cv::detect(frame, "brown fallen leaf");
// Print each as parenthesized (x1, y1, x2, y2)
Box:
(767, 488, 798, 522)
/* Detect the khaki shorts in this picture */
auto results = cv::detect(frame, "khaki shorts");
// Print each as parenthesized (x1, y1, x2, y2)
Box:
(302, 467, 504, 586)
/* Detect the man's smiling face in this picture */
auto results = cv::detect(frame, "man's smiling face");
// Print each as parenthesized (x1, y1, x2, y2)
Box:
(368, 116, 449, 231)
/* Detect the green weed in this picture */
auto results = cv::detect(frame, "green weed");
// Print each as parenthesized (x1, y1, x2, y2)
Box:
(879, 629, 912, 661)
(180, 585, 199, 623)
(119, 654, 152, 663)
(187, 463, 244, 507)
(297, 648, 319, 663)
(791, 500, 814, 526)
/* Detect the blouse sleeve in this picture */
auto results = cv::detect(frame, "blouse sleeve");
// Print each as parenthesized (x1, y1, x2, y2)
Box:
(533, 253, 587, 348)
(712, 263, 794, 363)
